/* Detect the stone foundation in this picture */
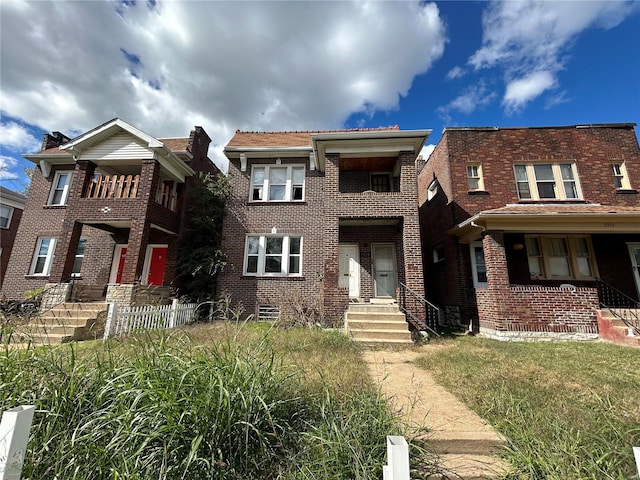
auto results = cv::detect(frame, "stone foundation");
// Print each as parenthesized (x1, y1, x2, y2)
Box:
(479, 326, 599, 342)
(41, 283, 71, 310)
(106, 284, 171, 308)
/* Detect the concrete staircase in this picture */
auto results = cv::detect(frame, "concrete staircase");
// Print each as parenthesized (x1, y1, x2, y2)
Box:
(345, 303, 413, 345)
(596, 309, 640, 347)
(13, 302, 109, 345)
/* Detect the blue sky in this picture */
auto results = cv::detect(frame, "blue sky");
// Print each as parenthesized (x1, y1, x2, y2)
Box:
(1, 0, 639, 192)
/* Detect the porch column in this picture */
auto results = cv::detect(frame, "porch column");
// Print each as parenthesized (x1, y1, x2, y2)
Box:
(120, 218, 150, 284)
(402, 214, 425, 319)
(48, 220, 82, 283)
(480, 230, 510, 330)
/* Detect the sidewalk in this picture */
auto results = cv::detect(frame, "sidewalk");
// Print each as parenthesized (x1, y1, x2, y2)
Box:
(363, 348, 510, 479)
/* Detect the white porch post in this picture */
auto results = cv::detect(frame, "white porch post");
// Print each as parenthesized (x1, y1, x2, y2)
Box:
(0, 405, 36, 480)
(382, 435, 410, 480)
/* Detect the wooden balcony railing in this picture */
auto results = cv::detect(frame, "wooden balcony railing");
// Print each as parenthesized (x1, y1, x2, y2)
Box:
(85, 174, 139, 199)
(156, 184, 177, 211)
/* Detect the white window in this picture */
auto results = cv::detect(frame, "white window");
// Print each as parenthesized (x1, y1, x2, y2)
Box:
(470, 242, 487, 288)
(30, 237, 57, 276)
(467, 164, 484, 191)
(611, 163, 631, 189)
(525, 235, 596, 280)
(72, 238, 87, 277)
(48, 171, 73, 205)
(244, 235, 302, 276)
(427, 180, 439, 201)
(432, 244, 445, 263)
(250, 165, 305, 202)
(513, 163, 581, 200)
(0, 205, 14, 229)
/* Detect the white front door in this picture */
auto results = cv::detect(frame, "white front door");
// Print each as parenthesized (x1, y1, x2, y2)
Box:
(338, 244, 360, 298)
(372, 243, 397, 297)
(629, 243, 640, 298)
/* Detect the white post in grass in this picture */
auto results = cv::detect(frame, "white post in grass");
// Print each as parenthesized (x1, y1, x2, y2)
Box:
(0, 405, 36, 480)
(633, 447, 640, 477)
(169, 299, 178, 329)
(103, 303, 117, 340)
(382, 435, 410, 480)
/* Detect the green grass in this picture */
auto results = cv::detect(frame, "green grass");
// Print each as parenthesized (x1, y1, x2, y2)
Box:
(1, 322, 400, 479)
(415, 337, 640, 480)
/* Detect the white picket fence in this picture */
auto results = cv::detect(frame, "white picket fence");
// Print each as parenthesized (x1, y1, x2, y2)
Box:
(103, 299, 197, 340)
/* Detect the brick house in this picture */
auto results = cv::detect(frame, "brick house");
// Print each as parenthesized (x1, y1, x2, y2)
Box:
(0, 186, 26, 289)
(418, 123, 640, 340)
(219, 127, 431, 328)
(2, 118, 219, 306)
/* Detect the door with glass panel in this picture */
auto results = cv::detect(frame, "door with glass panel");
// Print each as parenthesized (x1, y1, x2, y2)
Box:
(372, 244, 397, 297)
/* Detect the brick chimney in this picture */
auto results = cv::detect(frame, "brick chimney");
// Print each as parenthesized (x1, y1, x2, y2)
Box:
(41, 131, 71, 151)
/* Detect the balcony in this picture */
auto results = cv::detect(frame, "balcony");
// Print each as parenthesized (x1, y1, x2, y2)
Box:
(85, 174, 139, 199)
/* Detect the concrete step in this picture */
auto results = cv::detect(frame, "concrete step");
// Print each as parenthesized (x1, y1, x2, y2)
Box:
(12, 331, 73, 345)
(347, 304, 399, 313)
(345, 311, 406, 321)
(351, 337, 414, 345)
(347, 319, 409, 331)
(34, 317, 91, 327)
(426, 430, 507, 455)
(16, 324, 80, 336)
(425, 453, 508, 479)
(349, 329, 412, 341)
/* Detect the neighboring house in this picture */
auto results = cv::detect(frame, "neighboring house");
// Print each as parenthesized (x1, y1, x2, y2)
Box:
(0, 186, 26, 289)
(418, 123, 640, 340)
(1, 118, 218, 306)
(219, 127, 430, 327)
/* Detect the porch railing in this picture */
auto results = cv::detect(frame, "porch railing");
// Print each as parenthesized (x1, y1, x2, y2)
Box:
(398, 282, 440, 336)
(596, 278, 640, 336)
(156, 183, 177, 211)
(85, 174, 139, 199)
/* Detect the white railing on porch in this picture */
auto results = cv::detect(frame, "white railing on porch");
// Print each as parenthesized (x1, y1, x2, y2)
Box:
(103, 299, 197, 340)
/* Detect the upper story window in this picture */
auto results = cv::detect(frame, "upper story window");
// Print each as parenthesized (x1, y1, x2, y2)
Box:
(525, 235, 595, 280)
(467, 164, 484, 191)
(370, 173, 391, 193)
(48, 171, 73, 205)
(30, 237, 57, 276)
(250, 165, 305, 202)
(427, 179, 439, 201)
(514, 163, 581, 200)
(611, 163, 631, 189)
(244, 234, 302, 276)
(0, 205, 14, 229)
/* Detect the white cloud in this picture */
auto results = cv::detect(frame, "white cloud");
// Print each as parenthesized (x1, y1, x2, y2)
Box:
(503, 71, 556, 113)
(468, 0, 638, 110)
(439, 83, 497, 118)
(0, 155, 19, 180)
(420, 144, 436, 161)
(0, 121, 40, 153)
(0, 1, 447, 169)
(446, 66, 465, 80)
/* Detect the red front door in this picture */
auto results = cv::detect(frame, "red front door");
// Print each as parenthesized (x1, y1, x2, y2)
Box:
(147, 247, 167, 286)
(115, 247, 127, 283)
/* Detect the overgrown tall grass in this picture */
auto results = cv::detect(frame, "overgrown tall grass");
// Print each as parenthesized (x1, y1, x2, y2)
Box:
(415, 337, 640, 480)
(1, 324, 400, 479)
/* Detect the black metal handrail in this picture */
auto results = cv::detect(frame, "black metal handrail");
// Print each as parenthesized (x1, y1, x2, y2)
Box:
(398, 282, 440, 336)
(596, 278, 640, 336)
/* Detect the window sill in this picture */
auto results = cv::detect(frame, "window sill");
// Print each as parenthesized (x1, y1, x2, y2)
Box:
(43, 204, 67, 209)
(615, 189, 638, 194)
(24, 275, 50, 279)
(243, 274, 305, 279)
(247, 200, 306, 204)
(468, 190, 489, 195)
(517, 199, 587, 204)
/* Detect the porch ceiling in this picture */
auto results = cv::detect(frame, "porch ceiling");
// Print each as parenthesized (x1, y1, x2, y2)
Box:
(451, 204, 640, 242)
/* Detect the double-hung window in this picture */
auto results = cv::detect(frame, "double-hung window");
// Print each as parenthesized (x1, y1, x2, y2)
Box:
(513, 163, 581, 200)
(48, 171, 73, 205)
(0, 205, 13, 229)
(250, 165, 305, 202)
(244, 235, 302, 276)
(467, 164, 484, 191)
(72, 238, 87, 277)
(470, 242, 487, 288)
(30, 237, 57, 276)
(525, 235, 595, 280)
(611, 163, 631, 189)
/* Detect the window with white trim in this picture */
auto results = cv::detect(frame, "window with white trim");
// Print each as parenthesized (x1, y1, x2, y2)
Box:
(525, 235, 596, 280)
(513, 163, 581, 200)
(467, 164, 484, 191)
(72, 238, 87, 277)
(250, 165, 305, 202)
(48, 171, 73, 205)
(370, 173, 392, 193)
(0, 205, 13, 229)
(470, 242, 487, 288)
(30, 237, 57, 276)
(244, 235, 302, 276)
(611, 163, 631, 189)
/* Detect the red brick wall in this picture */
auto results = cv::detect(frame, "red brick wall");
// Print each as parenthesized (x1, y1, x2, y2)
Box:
(0, 205, 23, 288)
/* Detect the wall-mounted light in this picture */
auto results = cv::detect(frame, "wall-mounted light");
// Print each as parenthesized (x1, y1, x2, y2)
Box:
(513, 243, 524, 251)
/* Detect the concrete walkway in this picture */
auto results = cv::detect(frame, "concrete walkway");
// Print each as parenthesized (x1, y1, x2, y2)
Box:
(363, 348, 510, 479)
